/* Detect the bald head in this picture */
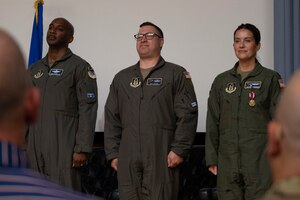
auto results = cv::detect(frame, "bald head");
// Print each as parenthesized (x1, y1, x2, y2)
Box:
(52, 17, 74, 37)
(275, 70, 300, 152)
(0, 30, 27, 119)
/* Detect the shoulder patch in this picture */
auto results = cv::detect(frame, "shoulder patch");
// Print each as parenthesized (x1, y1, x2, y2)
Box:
(87, 92, 96, 99)
(183, 71, 192, 79)
(191, 101, 197, 108)
(87, 66, 96, 79)
(278, 79, 285, 88)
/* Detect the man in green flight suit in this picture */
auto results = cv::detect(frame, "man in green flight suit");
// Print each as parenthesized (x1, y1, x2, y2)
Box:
(26, 18, 98, 191)
(205, 23, 282, 200)
(104, 22, 198, 200)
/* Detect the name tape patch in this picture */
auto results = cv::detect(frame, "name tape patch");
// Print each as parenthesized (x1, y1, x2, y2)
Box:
(244, 81, 262, 89)
(146, 78, 162, 86)
(49, 69, 63, 76)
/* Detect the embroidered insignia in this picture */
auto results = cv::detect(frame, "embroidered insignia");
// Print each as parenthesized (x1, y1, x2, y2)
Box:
(34, 70, 44, 79)
(244, 81, 262, 89)
(183, 71, 192, 79)
(130, 77, 141, 88)
(87, 93, 95, 98)
(278, 79, 285, 88)
(49, 69, 63, 76)
(146, 78, 162, 86)
(88, 67, 96, 79)
(191, 102, 198, 108)
(225, 82, 236, 93)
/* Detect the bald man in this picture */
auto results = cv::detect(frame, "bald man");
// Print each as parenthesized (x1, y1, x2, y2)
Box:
(260, 70, 300, 200)
(26, 17, 98, 191)
(0, 29, 102, 199)
(0, 31, 38, 145)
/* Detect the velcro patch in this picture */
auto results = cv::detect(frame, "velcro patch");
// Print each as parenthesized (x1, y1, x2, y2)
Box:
(88, 67, 96, 79)
(191, 101, 197, 108)
(49, 69, 63, 76)
(34, 70, 44, 79)
(130, 77, 141, 88)
(184, 71, 192, 79)
(146, 78, 162, 86)
(244, 81, 262, 89)
(225, 82, 236, 93)
(87, 93, 96, 98)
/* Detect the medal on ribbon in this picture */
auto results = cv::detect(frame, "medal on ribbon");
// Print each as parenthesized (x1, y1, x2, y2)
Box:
(248, 91, 256, 107)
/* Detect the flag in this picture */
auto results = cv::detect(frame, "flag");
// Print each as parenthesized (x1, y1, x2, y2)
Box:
(28, 0, 44, 66)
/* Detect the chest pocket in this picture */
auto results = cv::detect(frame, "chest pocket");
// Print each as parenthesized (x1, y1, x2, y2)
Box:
(243, 81, 268, 108)
(147, 81, 170, 100)
(48, 69, 74, 87)
(219, 84, 240, 130)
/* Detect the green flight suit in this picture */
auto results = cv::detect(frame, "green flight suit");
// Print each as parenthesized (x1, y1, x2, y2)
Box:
(205, 62, 281, 200)
(26, 50, 98, 191)
(104, 57, 198, 200)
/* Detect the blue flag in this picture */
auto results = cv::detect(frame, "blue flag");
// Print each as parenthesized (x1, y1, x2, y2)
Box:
(28, 0, 44, 66)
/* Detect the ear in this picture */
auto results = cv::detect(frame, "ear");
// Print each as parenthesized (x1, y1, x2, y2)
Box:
(160, 38, 164, 49)
(256, 42, 261, 51)
(69, 36, 74, 44)
(267, 120, 282, 157)
(24, 87, 40, 124)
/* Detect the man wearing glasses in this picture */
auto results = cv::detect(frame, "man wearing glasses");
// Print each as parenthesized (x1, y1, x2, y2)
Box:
(104, 22, 198, 200)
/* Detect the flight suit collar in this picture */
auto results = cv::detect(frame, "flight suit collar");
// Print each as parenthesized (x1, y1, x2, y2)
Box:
(133, 56, 166, 74)
(41, 48, 73, 67)
(230, 60, 263, 78)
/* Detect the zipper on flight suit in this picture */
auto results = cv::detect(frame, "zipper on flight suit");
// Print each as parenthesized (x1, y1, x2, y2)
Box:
(137, 67, 157, 162)
(137, 72, 143, 159)
(36, 61, 54, 174)
(237, 74, 252, 177)
(39, 62, 54, 136)
(236, 74, 242, 175)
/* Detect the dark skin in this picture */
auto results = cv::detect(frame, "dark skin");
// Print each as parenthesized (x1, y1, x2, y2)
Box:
(46, 18, 87, 168)
(46, 18, 73, 62)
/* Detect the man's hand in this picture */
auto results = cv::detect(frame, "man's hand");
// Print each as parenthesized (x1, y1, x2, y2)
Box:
(111, 158, 118, 171)
(167, 151, 183, 168)
(72, 152, 87, 168)
(208, 165, 218, 175)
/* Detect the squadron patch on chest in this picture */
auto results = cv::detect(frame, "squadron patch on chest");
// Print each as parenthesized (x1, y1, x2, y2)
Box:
(225, 82, 236, 94)
(34, 70, 44, 79)
(130, 77, 141, 88)
(146, 78, 162, 86)
(244, 81, 262, 89)
(49, 69, 63, 76)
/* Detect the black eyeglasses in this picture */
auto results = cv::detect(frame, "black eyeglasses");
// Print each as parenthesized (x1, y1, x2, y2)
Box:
(134, 32, 162, 41)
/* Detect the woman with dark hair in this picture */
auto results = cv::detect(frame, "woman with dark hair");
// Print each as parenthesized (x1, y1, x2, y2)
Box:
(205, 23, 282, 200)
